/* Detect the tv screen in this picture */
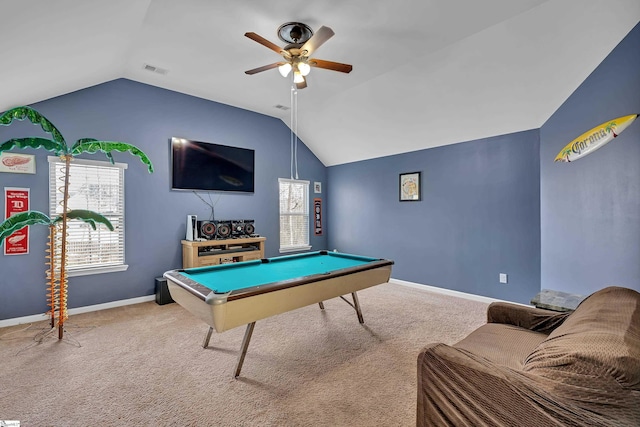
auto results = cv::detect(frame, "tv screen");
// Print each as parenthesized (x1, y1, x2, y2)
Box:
(171, 137, 255, 193)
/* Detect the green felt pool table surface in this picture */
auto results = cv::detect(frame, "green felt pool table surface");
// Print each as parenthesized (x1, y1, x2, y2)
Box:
(178, 250, 382, 294)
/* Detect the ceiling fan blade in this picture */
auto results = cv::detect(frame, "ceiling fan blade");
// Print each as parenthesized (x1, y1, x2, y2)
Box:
(309, 58, 353, 74)
(296, 76, 307, 90)
(245, 32, 286, 56)
(245, 62, 285, 75)
(299, 26, 334, 56)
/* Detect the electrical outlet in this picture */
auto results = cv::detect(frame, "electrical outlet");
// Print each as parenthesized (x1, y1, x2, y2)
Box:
(499, 273, 508, 284)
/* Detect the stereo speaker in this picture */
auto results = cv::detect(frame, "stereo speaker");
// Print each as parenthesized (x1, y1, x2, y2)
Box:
(215, 220, 232, 239)
(231, 219, 255, 236)
(198, 220, 217, 240)
(186, 215, 197, 241)
(244, 221, 255, 235)
(155, 277, 174, 305)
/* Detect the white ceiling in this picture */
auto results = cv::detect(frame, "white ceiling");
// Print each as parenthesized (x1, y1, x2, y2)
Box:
(1, 0, 639, 166)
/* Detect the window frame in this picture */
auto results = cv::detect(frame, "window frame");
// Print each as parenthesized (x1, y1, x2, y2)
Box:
(48, 156, 129, 277)
(278, 178, 311, 253)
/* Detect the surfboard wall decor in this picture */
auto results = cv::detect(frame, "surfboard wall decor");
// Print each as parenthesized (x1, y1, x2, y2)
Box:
(554, 114, 638, 162)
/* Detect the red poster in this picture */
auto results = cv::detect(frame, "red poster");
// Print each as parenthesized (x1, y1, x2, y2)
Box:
(4, 187, 30, 255)
(314, 198, 323, 236)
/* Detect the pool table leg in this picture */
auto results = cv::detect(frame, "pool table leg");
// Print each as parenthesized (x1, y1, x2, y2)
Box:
(234, 321, 256, 378)
(202, 326, 214, 348)
(351, 292, 364, 323)
(339, 292, 365, 324)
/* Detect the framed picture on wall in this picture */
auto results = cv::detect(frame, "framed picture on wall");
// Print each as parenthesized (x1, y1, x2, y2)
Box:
(399, 171, 421, 201)
(0, 152, 36, 174)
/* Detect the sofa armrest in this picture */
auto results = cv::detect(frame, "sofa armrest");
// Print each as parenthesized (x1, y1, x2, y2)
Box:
(417, 343, 595, 427)
(487, 302, 570, 334)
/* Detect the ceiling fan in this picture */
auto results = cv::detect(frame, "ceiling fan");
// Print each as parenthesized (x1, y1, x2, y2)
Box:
(244, 22, 353, 89)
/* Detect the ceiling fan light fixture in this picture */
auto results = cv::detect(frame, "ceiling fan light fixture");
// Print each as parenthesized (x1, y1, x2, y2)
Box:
(278, 63, 292, 77)
(293, 71, 305, 84)
(297, 61, 311, 76)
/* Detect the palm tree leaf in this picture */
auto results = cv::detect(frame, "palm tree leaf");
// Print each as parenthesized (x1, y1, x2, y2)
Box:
(72, 138, 115, 164)
(71, 139, 154, 173)
(0, 137, 66, 155)
(0, 106, 66, 146)
(0, 211, 52, 245)
(53, 209, 114, 231)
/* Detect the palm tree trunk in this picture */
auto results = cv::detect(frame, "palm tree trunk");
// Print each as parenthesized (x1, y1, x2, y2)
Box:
(58, 155, 71, 339)
(47, 225, 57, 328)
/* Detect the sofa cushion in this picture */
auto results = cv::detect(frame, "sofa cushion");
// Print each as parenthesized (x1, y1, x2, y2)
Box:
(454, 323, 548, 370)
(524, 286, 640, 390)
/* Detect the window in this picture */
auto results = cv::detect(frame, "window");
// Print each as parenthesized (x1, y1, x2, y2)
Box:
(48, 156, 128, 276)
(279, 178, 311, 253)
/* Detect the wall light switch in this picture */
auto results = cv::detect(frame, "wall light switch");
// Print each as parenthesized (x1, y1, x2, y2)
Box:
(499, 273, 508, 284)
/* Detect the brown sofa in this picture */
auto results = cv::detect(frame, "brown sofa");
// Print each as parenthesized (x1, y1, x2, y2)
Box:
(417, 286, 640, 426)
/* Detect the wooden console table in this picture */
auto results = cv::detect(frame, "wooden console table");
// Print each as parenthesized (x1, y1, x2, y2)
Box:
(181, 237, 266, 268)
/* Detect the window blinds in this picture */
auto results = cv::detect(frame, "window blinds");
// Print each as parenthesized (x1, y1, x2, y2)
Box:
(48, 157, 127, 272)
(278, 178, 310, 251)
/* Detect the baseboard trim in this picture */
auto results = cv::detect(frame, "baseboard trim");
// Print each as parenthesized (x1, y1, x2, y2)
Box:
(389, 278, 510, 305)
(2, 280, 516, 328)
(0, 295, 156, 329)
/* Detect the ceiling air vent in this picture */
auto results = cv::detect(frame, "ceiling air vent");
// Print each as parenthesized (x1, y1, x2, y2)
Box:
(274, 104, 290, 111)
(142, 63, 168, 75)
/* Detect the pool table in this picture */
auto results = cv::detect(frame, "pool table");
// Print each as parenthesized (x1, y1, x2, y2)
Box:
(163, 250, 394, 377)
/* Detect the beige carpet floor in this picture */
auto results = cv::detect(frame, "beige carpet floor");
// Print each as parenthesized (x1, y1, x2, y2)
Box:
(0, 283, 488, 426)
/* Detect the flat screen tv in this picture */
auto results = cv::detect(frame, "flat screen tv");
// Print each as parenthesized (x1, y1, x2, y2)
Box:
(171, 137, 255, 193)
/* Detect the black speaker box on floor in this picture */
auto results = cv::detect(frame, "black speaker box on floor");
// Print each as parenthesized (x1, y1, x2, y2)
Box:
(155, 277, 174, 305)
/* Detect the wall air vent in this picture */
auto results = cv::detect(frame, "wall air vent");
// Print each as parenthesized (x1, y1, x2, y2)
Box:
(142, 63, 168, 75)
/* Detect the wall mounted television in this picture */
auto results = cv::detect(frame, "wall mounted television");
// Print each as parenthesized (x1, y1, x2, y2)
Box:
(170, 137, 255, 193)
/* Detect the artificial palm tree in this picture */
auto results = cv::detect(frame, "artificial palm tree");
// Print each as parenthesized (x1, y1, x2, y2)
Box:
(0, 106, 153, 339)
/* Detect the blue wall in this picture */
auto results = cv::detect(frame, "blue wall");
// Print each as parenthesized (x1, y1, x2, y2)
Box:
(540, 23, 640, 295)
(326, 21, 640, 302)
(327, 130, 541, 304)
(0, 79, 327, 320)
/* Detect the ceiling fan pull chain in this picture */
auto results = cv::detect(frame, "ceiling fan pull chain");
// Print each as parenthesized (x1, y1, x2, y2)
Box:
(290, 82, 299, 180)
(290, 83, 295, 179)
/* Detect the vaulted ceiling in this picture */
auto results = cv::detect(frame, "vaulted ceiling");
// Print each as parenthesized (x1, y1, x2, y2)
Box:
(1, 0, 638, 166)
